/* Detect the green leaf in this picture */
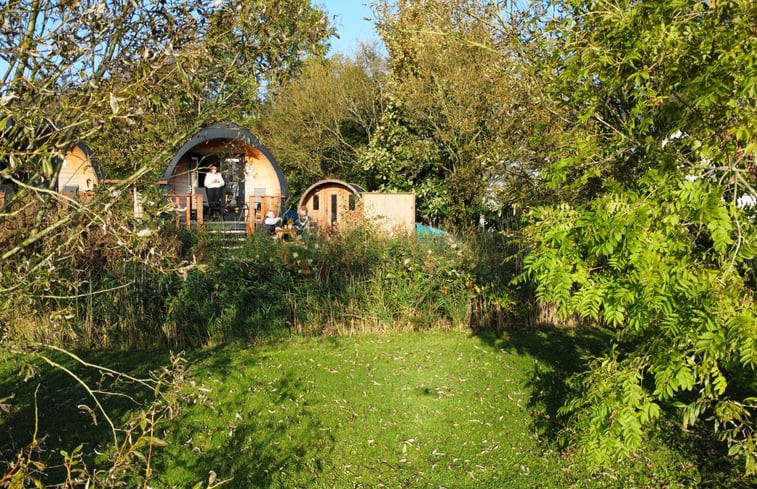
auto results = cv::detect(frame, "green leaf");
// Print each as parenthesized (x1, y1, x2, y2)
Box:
(728, 443, 743, 456)
(148, 436, 169, 447)
(42, 158, 53, 178)
(9, 470, 25, 489)
(675, 366, 694, 391)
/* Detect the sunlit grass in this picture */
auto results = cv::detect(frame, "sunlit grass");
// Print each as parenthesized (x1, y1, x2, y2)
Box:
(1, 329, 744, 488)
(148, 330, 706, 488)
(152, 331, 552, 487)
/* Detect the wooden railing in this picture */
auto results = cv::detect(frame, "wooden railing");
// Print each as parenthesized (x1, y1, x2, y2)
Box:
(247, 195, 283, 234)
(165, 193, 284, 234)
(166, 194, 204, 230)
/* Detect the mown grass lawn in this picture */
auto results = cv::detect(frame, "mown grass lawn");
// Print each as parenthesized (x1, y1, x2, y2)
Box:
(149, 329, 708, 488)
(1, 328, 740, 488)
(154, 330, 563, 488)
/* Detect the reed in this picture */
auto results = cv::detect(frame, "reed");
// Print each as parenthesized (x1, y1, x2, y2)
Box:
(3, 225, 523, 349)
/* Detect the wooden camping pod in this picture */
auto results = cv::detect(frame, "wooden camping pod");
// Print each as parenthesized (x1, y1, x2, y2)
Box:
(58, 142, 104, 202)
(161, 121, 289, 232)
(0, 119, 103, 205)
(298, 179, 415, 236)
(297, 179, 366, 229)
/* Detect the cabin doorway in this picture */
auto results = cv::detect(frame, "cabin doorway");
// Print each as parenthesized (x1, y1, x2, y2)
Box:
(330, 193, 338, 224)
(190, 152, 246, 216)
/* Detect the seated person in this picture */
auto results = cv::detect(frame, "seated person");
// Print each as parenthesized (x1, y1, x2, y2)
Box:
(263, 210, 282, 234)
(282, 208, 299, 226)
(295, 207, 311, 234)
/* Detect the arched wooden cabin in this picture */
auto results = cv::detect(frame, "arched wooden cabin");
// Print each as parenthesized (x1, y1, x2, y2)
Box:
(298, 179, 416, 235)
(161, 121, 288, 231)
(0, 120, 103, 207)
(58, 142, 104, 201)
(298, 179, 365, 229)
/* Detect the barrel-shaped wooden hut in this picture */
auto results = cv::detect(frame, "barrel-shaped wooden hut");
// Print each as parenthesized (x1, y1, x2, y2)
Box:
(58, 142, 104, 201)
(298, 179, 416, 235)
(297, 179, 365, 229)
(0, 118, 103, 205)
(161, 121, 288, 230)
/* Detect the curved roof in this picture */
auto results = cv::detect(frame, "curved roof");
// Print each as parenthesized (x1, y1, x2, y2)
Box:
(0, 118, 104, 183)
(297, 179, 366, 208)
(72, 142, 105, 182)
(162, 121, 289, 198)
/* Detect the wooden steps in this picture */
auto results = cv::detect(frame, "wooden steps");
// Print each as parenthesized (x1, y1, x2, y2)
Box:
(205, 220, 247, 249)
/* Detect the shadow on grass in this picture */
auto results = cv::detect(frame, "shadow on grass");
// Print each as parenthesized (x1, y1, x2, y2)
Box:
(473, 324, 609, 443)
(0, 348, 173, 482)
(472, 325, 749, 488)
(649, 407, 746, 488)
(148, 345, 334, 488)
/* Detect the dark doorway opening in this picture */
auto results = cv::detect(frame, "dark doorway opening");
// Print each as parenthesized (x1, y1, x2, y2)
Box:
(190, 151, 246, 219)
(331, 194, 338, 224)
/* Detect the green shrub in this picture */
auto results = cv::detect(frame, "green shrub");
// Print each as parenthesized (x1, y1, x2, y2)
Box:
(165, 227, 482, 343)
(4, 223, 519, 349)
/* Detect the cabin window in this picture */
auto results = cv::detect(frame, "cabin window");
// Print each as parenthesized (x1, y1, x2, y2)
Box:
(254, 188, 266, 211)
(331, 194, 338, 223)
(348, 194, 356, 211)
(313, 195, 319, 211)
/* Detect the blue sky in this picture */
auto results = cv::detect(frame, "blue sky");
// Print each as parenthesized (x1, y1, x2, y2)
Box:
(316, 1, 382, 56)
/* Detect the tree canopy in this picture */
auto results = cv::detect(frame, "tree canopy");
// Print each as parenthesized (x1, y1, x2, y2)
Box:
(519, 0, 757, 473)
(255, 45, 387, 199)
(363, 0, 558, 226)
(0, 0, 333, 314)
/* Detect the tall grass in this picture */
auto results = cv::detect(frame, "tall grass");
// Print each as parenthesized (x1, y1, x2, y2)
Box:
(166, 228, 485, 345)
(3, 225, 524, 349)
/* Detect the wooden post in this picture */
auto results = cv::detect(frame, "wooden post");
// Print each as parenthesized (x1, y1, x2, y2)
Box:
(247, 196, 255, 234)
(184, 195, 191, 229)
(195, 194, 203, 227)
(172, 196, 180, 231)
(261, 197, 269, 229)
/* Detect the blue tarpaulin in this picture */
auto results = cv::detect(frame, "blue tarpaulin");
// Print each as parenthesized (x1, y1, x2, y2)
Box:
(416, 223, 447, 238)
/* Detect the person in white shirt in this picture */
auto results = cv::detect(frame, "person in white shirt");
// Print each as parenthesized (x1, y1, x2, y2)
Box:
(205, 165, 225, 216)
(263, 210, 282, 234)
(295, 206, 311, 235)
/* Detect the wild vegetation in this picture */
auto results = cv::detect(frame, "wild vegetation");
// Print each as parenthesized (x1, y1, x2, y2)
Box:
(3, 227, 498, 348)
(519, 0, 757, 473)
(1, 0, 755, 486)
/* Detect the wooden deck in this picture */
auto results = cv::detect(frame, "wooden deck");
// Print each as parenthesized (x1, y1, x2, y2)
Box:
(166, 194, 283, 235)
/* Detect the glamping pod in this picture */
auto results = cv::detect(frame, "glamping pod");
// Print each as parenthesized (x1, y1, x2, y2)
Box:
(58, 142, 104, 201)
(161, 121, 288, 230)
(298, 179, 415, 236)
(1, 142, 103, 207)
(298, 179, 365, 229)
(0, 118, 103, 205)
